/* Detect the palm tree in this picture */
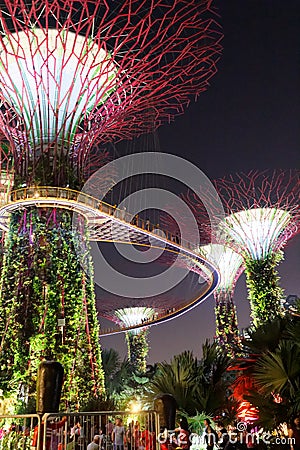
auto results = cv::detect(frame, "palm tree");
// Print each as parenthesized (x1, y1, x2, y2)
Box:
(147, 350, 199, 415)
(101, 348, 132, 406)
(147, 341, 231, 416)
(230, 312, 300, 428)
(196, 341, 232, 414)
(253, 340, 300, 418)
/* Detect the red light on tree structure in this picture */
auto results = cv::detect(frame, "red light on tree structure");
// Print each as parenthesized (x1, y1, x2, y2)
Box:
(0, 0, 222, 410)
(0, 0, 222, 188)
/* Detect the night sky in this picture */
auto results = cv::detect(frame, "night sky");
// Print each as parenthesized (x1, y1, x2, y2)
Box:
(99, 0, 300, 363)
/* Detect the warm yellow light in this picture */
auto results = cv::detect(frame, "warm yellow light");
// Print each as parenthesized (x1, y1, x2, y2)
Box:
(129, 400, 142, 413)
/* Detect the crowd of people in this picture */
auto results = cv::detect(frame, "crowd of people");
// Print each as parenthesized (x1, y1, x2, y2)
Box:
(86, 417, 155, 450)
(1, 414, 300, 450)
(165, 416, 300, 450)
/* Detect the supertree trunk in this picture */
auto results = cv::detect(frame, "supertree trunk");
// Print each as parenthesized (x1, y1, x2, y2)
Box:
(126, 329, 149, 375)
(214, 290, 240, 355)
(0, 207, 104, 410)
(244, 252, 284, 327)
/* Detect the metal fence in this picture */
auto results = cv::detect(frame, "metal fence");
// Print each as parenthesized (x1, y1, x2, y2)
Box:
(0, 410, 159, 450)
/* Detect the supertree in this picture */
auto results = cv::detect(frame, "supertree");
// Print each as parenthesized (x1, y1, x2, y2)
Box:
(0, 0, 222, 409)
(186, 170, 300, 327)
(115, 307, 155, 374)
(159, 206, 243, 353)
(97, 265, 212, 374)
(197, 244, 244, 354)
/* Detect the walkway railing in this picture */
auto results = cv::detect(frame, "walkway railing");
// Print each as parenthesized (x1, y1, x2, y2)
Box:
(0, 410, 159, 450)
(8, 186, 195, 251)
(2, 186, 219, 336)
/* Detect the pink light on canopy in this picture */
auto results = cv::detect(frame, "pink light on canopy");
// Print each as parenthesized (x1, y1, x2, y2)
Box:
(0, 0, 222, 187)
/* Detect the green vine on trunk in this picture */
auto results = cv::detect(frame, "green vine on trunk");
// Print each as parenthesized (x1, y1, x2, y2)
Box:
(244, 251, 284, 327)
(126, 329, 149, 375)
(214, 290, 240, 356)
(0, 207, 105, 411)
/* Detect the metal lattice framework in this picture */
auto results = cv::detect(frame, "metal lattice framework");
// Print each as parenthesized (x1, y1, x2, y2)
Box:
(114, 307, 155, 331)
(197, 244, 243, 292)
(184, 170, 300, 258)
(0, 1, 223, 405)
(184, 169, 300, 325)
(0, 0, 222, 187)
(214, 171, 300, 260)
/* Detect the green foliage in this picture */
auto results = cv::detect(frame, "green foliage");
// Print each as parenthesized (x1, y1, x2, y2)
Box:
(100, 347, 157, 410)
(13, 153, 82, 190)
(126, 329, 149, 374)
(231, 313, 300, 429)
(244, 252, 284, 326)
(147, 341, 231, 416)
(0, 207, 104, 410)
(253, 340, 300, 417)
(102, 348, 132, 401)
(245, 317, 288, 353)
(183, 412, 213, 434)
(214, 291, 240, 356)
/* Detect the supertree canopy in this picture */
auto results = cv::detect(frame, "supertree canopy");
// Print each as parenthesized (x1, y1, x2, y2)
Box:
(0, 0, 222, 189)
(115, 307, 155, 374)
(197, 244, 244, 353)
(0, 0, 222, 410)
(187, 170, 300, 327)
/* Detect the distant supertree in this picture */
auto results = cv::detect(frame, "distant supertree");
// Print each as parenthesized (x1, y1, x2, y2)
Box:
(115, 307, 155, 374)
(0, 0, 221, 408)
(197, 244, 243, 353)
(186, 170, 300, 326)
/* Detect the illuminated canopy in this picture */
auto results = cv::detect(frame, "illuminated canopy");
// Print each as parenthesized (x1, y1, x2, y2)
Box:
(197, 244, 243, 291)
(0, 0, 222, 183)
(115, 307, 155, 334)
(219, 208, 292, 260)
(0, 28, 118, 147)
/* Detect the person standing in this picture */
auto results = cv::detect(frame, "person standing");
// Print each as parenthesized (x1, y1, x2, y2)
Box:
(216, 422, 228, 450)
(112, 418, 125, 450)
(31, 416, 67, 450)
(127, 421, 135, 450)
(174, 418, 190, 450)
(70, 419, 81, 450)
(133, 421, 141, 450)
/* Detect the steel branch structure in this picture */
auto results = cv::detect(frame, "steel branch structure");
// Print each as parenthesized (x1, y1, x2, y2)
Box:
(0, 0, 222, 410)
(185, 170, 300, 326)
(197, 244, 244, 353)
(0, 0, 222, 188)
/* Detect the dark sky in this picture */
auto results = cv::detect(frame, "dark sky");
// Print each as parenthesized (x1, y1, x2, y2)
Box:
(99, 0, 300, 363)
